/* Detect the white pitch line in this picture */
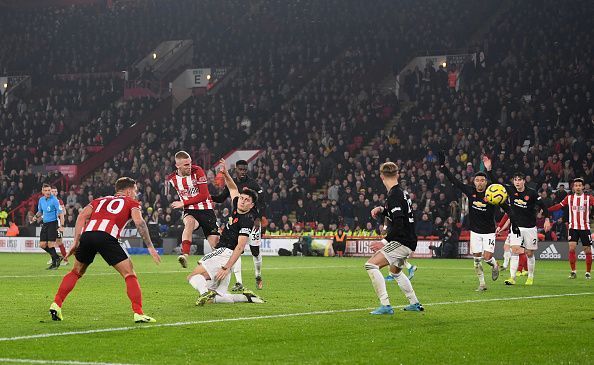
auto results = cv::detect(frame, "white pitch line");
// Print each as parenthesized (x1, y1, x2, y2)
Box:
(0, 292, 591, 343)
(0, 358, 140, 365)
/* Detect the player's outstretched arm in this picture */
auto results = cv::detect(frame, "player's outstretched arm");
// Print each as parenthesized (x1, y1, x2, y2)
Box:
(216, 235, 248, 281)
(438, 150, 470, 194)
(131, 209, 161, 265)
(219, 159, 239, 199)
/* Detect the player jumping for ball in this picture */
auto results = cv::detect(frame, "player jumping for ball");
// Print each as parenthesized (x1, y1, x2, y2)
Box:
(167, 151, 220, 268)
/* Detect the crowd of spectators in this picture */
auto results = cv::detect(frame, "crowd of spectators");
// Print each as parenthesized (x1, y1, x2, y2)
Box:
(1, 0, 592, 244)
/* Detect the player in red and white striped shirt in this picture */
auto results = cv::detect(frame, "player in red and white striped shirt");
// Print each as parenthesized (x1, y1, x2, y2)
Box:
(167, 151, 220, 268)
(548, 178, 594, 279)
(49, 177, 161, 323)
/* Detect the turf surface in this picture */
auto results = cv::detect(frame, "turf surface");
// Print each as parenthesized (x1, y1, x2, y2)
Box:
(0, 253, 592, 364)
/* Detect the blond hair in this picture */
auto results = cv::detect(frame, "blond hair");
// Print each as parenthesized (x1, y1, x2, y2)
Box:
(379, 162, 398, 178)
(175, 150, 191, 160)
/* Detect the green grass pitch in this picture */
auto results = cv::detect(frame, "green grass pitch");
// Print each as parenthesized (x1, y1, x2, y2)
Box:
(0, 254, 592, 365)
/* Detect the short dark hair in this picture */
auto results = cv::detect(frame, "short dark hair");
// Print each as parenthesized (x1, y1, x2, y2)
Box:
(513, 172, 526, 179)
(42, 183, 51, 189)
(573, 177, 585, 185)
(51, 185, 58, 190)
(474, 172, 487, 178)
(236, 160, 248, 167)
(241, 187, 258, 204)
(115, 177, 137, 192)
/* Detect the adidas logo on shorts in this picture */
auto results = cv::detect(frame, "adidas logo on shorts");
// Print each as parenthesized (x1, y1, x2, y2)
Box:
(540, 244, 561, 259)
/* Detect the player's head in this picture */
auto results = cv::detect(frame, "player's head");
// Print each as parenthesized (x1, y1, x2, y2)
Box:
(175, 150, 192, 176)
(115, 177, 138, 199)
(41, 183, 51, 198)
(237, 187, 258, 213)
(572, 178, 584, 194)
(512, 172, 526, 190)
(379, 162, 398, 187)
(51, 186, 59, 197)
(235, 160, 248, 179)
(473, 172, 487, 192)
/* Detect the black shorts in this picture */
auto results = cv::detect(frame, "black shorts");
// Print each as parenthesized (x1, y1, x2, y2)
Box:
(40, 221, 58, 242)
(75, 231, 129, 266)
(333, 241, 346, 252)
(568, 229, 592, 246)
(183, 209, 220, 237)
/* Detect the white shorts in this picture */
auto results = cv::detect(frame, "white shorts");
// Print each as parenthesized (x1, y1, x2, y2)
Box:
(247, 226, 261, 246)
(508, 226, 538, 250)
(379, 240, 413, 268)
(470, 232, 496, 254)
(199, 247, 233, 294)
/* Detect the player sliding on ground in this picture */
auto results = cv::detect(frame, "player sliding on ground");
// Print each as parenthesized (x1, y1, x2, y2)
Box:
(547, 178, 593, 279)
(212, 159, 265, 291)
(167, 150, 220, 268)
(187, 159, 264, 305)
(49, 177, 161, 323)
(366, 162, 423, 315)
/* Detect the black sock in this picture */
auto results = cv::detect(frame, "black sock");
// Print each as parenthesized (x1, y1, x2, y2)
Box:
(42, 246, 52, 255)
(48, 247, 59, 260)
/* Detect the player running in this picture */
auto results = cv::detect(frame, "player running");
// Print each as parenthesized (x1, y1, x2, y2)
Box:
(31, 184, 63, 270)
(501, 172, 551, 286)
(187, 159, 264, 305)
(548, 178, 593, 279)
(49, 177, 161, 323)
(439, 153, 500, 291)
(212, 159, 265, 291)
(366, 162, 423, 315)
(167, 151, 219, 268)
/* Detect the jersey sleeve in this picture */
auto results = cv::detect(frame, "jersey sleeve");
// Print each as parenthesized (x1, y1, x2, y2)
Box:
(182, 166, 212, 206)
(37, 200, 42, 214)
(535, 192, 549, 218)
(442, 167, 472, 196)
(55, 198, 63, 213)
(127, 197, 141, 210)
(548, 195, 568, 212)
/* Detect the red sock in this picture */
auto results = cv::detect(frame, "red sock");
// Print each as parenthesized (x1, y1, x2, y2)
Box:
(125, 275, 143, 314)
(54, 270, 81, 307)
(58, 245, 67, 259)
(569, 250, 577, 271)
(181, 240, 191, 255)
(518, 253, 527, 272)
(586, 253, 592, 273)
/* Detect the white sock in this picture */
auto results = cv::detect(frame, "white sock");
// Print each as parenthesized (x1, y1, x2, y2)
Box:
(404, 261, 412, 270)
(253, 254, 262, 277)
(484, 257, 497, 267)
(188, 275, 208, 295)
(474, 257, 485, 286)
(394, 271, 419, 304)
(503, 250, 511, 268)
(365, 263, 390, 306)
(527, 255, 535, 278)
(213, 293, 263, 303)
(510, 254, 519, 279)
(233, 256, 243, 284)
